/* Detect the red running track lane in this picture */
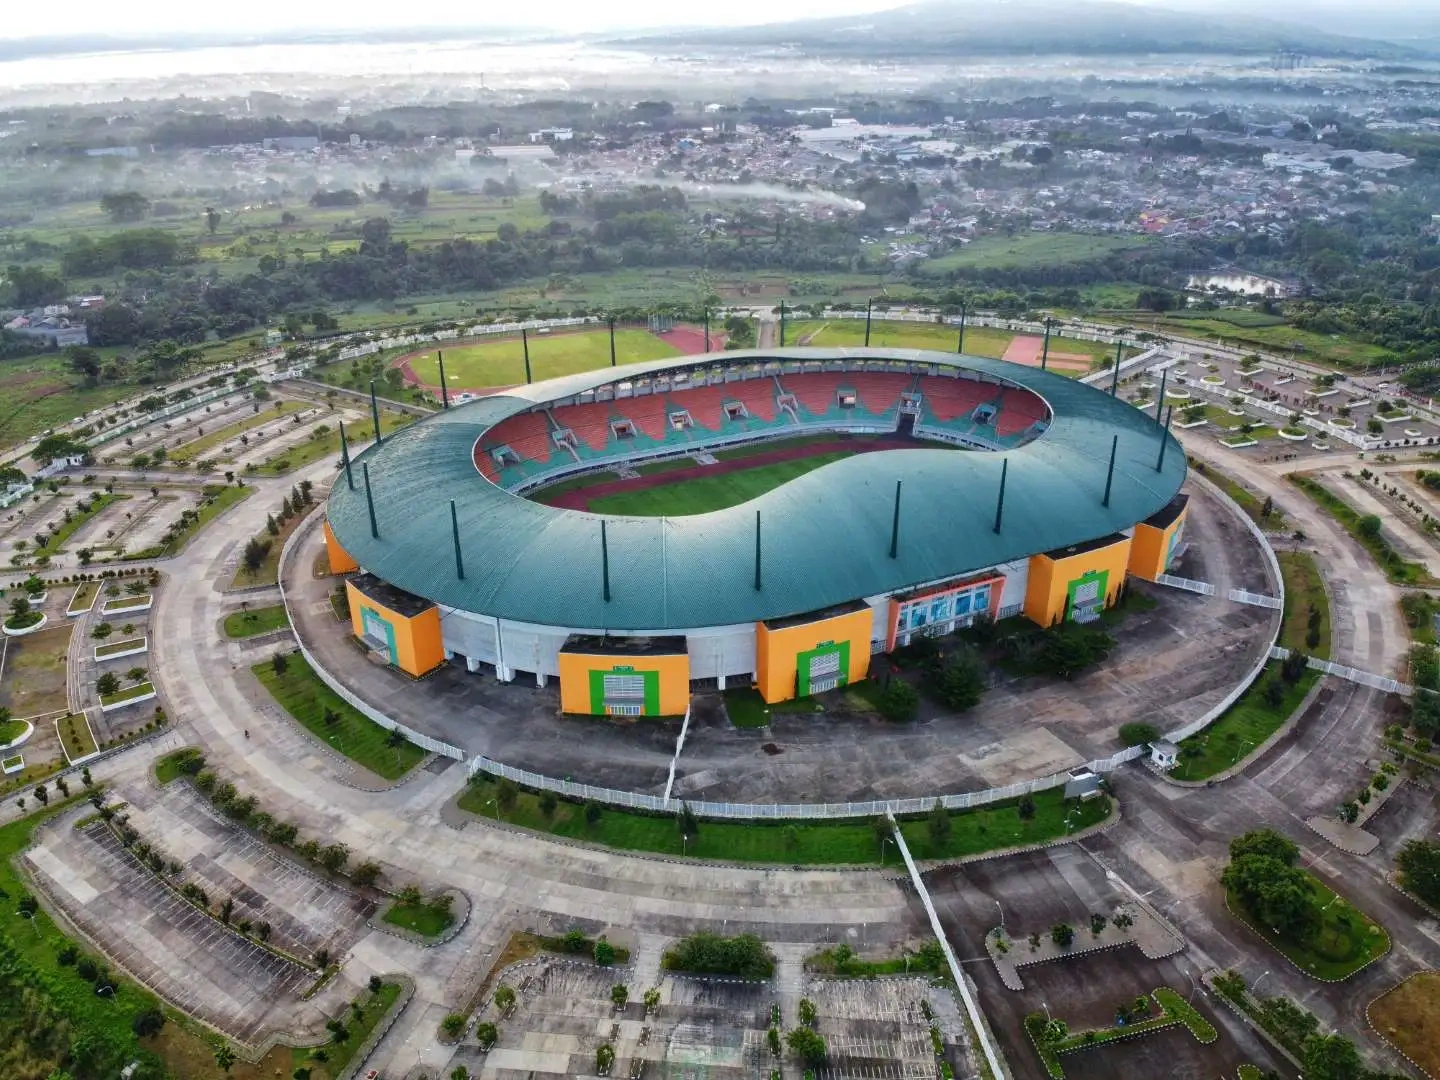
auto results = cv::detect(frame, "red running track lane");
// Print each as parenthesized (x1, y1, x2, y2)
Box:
(537, 435, 912, 511)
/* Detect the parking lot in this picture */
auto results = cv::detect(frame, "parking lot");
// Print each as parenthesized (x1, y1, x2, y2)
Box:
(25, 810, 327, 1048)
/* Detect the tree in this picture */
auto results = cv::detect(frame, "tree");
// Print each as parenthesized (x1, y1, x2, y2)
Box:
(927, 801, 951, 848)
(798, 998, 818, 1026)
(1397, 838, 1440, 907)
(786, 1027, 827, 1066)
(272, 651, 289, 676)
(97, 672, 120, 697)
(1118, 722, 1159, 747)
(1229, 829, 1300, 866)
(495, 777, 518, 814)
(475, 1022, 498, 1048)
(584, 800, 603, 825)
(1301, 1032, 1366, 1080)
(352, 860, 381, 887)
(441, 1013, 465, 1038)
(205, 206, 220, 235)
(562, 927, 587, 952)
(132, 1007, 166, 1036)
(643, 987, 661, 1014)
(101, 191, 150, 222)
(877, 677, 919, 722)
(611, 983, 629, 1008)
(1017, 794, 1036, 821)
(594, 937, 616, 966)
(1357, 514, 1382, 540)
(242, 537, 272, 573)
(494, 984, 516, 1012)
(678, 801, 700, 838)
(926, 650, 986, 711)
(1051, 923, 1074, 947)
(213, 1043, 237, 1074)
(596, 1044, 616, 1074)
(538, 789, 558, 818)
(319, 843, 349, 873)
(450, 1068, 469, 1080)
(1222, 853, 1315, 940)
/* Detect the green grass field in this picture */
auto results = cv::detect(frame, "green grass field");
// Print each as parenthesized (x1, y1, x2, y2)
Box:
(917, 232, 1153, 275)
(403, 328, 682, 389)
(1170, 666, 1319, 781)
(583, 452, 852, 516)
(1227, 877, 1389, 980)
(222, 605, 291, 638)
(1276, 551, 1330, 660)
(251, 655, 425, 780)
(169, 400, 305, 463)
(458, 775, 1111, 864)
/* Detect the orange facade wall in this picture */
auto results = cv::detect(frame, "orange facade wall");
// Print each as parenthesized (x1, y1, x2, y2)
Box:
(1128, 504, 1189, 582)
(1023, 536, 1133, 627)
(755, 607, 873, 704)
(323, 520, 360, 574)
(557, 651, 690, 717)
(345, 581, 444, 676)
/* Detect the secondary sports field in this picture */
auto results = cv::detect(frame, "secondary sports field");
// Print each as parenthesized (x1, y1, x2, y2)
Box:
(538, 435, 953, 516)
(788, 319, 1114, 373)
(399, 327, 696, 390)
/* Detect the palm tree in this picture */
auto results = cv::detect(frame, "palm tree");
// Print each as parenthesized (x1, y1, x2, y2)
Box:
(385, 728, 407, 772)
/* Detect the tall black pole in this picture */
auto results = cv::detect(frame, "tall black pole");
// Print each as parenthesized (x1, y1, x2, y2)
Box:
(779, 301, 786, 347)
(339, 421, 354, 490)
(600, 520, 611, 602)
(522, 327, 532, 384)
(450, 500, 464, 580)
(609, 316, 617, 366)
(703, 310, 710, 353)
(1154, 367, 1168, 425)
(993, 458, 1008, 534)
(889, 480, 902, 559)
(1109, 340, 1123, 397)
(1041, 318, 1051, 371)
(437, 349, 450, 409)
(957, 303, 967, 354)
(1102, 434, 1118, 507)
(865, 297, 873, 347)
(1156, 408, 1173, 473)
(754, 510, 762, 591)
(369, 380, 382, 445)
(362, 462, 378, 539)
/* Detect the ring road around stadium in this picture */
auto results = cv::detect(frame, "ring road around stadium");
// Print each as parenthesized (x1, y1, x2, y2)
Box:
(324, 347, 1189, 717)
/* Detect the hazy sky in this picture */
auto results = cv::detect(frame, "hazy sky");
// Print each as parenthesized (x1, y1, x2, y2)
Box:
(0, 0, 904, 38)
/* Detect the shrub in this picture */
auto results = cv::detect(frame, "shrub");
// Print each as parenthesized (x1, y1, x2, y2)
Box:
(475, 1022, 497, 1049)
(877, 678, 919, 722)
(594, 937, 616, 966)
(132, 1007, 166, 1037)
(1118, 722, 1160, 747)
(662, 932, 776, 978)
(441, 1013, 466, 1038)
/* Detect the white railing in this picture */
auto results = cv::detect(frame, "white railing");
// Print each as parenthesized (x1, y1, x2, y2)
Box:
(1155, 574, 1217, 596)
(1229, 589, 1283, 610)
(276, 510, 465, 762)
(1270, 645, 1410, 696)
(1159, 471, 1286, 746)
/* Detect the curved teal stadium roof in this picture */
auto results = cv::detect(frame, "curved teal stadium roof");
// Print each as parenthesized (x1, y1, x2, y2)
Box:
(326, 348, 1186, 631)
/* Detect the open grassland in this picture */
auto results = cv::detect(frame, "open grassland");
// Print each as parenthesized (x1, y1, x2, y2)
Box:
(223, 604, 291, 638)
(252, 655, 425, 779)
(584, 452, 853, 516)
(458, 776, 1110, 864)
(1144, 315, 1389, 371)
(402, 328, 681, 389)
(252, 409, 410, 475)
(917, 232, 1153, 275)
(1369, 972, 1440, 1078)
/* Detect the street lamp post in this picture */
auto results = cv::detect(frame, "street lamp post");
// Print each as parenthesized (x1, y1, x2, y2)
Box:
(995, 898, 1004, 931)
(1252, 970, 1272, 997)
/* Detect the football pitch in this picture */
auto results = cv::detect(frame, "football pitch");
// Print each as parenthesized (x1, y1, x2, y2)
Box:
(584, 452, 852, 516)
(788, 319, 1117, 368)
(401, 328, 681, 389)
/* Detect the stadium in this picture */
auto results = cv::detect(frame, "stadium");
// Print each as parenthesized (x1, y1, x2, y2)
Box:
(323, 347, 1189, 716)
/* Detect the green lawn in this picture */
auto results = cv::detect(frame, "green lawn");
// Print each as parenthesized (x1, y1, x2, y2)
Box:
(381, 900, 454, 938)
(251, 410, 410, 476)
(67, 580, 99, 613)
(169, 400, 306, 463)
(1288, 474, 1436, 585)
(918, 232, 1153, 275)
(583, 451, 853, 516)
(251, 655, 425, 780)
(94, 637, 146, 658)
(1227, 877, 1389, 980)
(457, 776, 1110, 864)
(56, 713, 97, 762)
(722, 686, 825, 728)
(99, 682, 153, 707)
(1276, 551, 1331, 660)
(222, 605, 291, 638)
(154, 747, 201, 784)
(1169, 667, 1319, 781)
(404, 328, 682, 389)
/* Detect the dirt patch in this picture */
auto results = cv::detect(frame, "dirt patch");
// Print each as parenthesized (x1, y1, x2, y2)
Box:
(1369, 971, 1440, 1077)
(0, 624, 73, 718)
(1001, 335, 1092, 373)
(658, 324, 724, 354)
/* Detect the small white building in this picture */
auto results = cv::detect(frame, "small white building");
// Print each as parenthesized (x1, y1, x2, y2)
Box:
(1149, 740, 1180, 771)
